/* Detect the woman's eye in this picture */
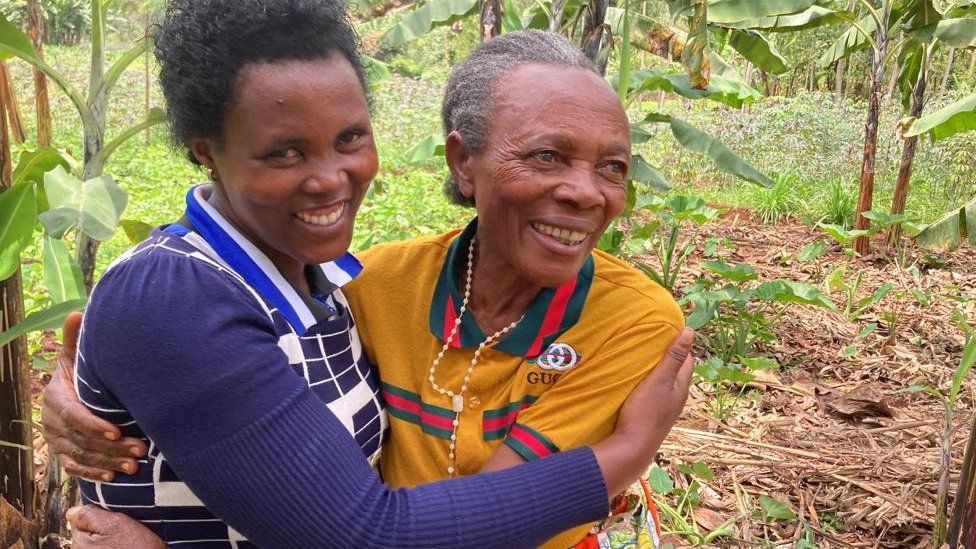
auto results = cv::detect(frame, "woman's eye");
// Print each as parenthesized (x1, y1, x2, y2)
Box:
(268, 148, 301, 160)
(532, 150, 559, 163)
(338, 131, 364, 146)
(606, 161, 628, 176)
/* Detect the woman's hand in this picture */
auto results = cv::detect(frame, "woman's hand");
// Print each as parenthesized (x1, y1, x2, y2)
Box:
(41, 312, 148, 481)
(592, 327, 694, 496)
(68, 506, 165, 549)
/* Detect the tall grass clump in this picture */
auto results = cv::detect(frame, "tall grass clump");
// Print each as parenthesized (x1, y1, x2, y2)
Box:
(820, 178, 857, 228)
(749, 175, 797, 224)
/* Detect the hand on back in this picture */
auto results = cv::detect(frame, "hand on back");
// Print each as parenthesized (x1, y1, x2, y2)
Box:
(41, 312, 148, 481)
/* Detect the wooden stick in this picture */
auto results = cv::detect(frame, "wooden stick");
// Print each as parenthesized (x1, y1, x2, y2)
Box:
(672, 426, 823, 459)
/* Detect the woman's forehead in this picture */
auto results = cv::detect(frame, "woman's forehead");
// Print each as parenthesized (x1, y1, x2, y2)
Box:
(485, 65, 629, 147)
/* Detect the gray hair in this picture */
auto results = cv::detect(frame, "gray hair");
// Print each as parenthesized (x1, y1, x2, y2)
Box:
(441, 30, 599, 206)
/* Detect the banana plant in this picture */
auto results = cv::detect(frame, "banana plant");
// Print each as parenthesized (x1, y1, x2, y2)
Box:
(818, 0, 976, 254)
(0, 0, 166, 291)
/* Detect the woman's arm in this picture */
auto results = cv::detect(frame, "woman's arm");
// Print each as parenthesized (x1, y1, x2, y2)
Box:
(51, 255, 690, 548)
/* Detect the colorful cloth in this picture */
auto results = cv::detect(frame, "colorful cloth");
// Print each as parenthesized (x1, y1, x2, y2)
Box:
(575, 479, 663, 549)
(345, 220, 683, 548)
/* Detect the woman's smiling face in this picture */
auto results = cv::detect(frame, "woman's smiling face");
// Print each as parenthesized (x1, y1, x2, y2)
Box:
(451, 63, 631, 288)
(191, 54, 377, 279)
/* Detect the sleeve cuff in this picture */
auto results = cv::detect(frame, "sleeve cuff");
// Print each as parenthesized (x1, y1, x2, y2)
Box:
(504, 422, 561, 461)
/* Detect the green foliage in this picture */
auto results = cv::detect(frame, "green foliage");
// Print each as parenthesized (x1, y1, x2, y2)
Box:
(39, 166, 127, 241)
(916, 197, 976, 251)
(42, 236, 84, 303)
(0, 182, 37, 280)
(748, 175, 796, 223)
(380, 0, 479, 47)
(758, 495, 798, 521)
(907, 92, 976, 141)
(612, 194, 720, 293)
(0, 298, 85, 348)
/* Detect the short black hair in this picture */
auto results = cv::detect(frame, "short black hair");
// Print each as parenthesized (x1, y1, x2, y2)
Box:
(154, 0, 365, 163)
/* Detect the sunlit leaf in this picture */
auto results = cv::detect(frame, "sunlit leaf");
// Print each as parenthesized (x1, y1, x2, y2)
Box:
(43, 236, 85, 303)
(701, 260, 759, 282)
(915, 197, 976, 252)
(759, 495, 797, 520)
(707, 0, 816, 25)
(668, 118, 774, 187)
(727, 29, 789, 74)
(381, 0, 480, 46)
(754, 280, 838, 310)
(0, 183, 37, 281)
(405, 133, 446, 163)
(0, 299, 86, 348)
(629, 155, 670, 192)
(720, 5, 842, 32)
(119, 219, 154, 245)
(38, 166, 128, 241)
(647, 465, 674, 494)
(740, 356, 779, 371)
(905, 93, 976, 141)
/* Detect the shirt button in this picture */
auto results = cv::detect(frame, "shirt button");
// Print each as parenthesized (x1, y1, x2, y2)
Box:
(468, 396, 481, 410)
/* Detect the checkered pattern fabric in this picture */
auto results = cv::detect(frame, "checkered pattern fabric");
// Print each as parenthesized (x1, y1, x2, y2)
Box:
(76, 230, 386, 547)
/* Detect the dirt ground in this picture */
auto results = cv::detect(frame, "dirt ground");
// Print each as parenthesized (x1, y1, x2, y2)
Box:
(653, 211, 975, 548)
(25, 213, 975, 548)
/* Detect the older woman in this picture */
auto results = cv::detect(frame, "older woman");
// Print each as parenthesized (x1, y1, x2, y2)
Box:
(40, 2, 691, 548)
(347, 31, 683, 548)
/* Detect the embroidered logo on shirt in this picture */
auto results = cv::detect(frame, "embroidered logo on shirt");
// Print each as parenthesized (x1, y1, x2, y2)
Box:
(535, 343, 580, 372)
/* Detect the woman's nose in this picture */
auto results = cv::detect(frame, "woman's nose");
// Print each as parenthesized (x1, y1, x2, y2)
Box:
(302, 156, 350, 194)
(553, 167, 605, 210)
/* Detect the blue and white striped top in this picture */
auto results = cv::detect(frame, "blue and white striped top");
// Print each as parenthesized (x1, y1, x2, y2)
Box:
(75, 185, 386, 546)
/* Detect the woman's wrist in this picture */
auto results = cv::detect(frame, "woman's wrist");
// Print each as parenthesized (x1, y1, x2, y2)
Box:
(590, 432, 658, 497)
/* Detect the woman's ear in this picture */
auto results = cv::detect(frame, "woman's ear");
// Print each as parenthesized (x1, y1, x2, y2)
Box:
(188, 138, 221, 182)
(444, 131, 475, 200)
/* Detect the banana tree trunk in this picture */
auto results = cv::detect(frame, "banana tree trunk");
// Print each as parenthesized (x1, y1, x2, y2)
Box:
(0, 59, 36, 548)
(852, 7, 891, 256)
(887, 48, 930, 246)
(948, 415, 976, 548)
(27, 0, 51, 147)
(479, 0, 502, 41)
(77, 0, 108, 291)
(835, 57, 847, 97)
(0, 62, 25, 144)
(939, 47, 955, 97)
(144, 8, 151, 145)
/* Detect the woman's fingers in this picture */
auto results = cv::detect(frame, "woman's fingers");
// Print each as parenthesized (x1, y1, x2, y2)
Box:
(60, 312, 83, 373)
(41, 313, 147, 478)
(659, 327, 695, 380)
(68, 505, 166, 549)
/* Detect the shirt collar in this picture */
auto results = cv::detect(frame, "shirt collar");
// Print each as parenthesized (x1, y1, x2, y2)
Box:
(428, 218, 593, 358)
(184, 184, 362, 335)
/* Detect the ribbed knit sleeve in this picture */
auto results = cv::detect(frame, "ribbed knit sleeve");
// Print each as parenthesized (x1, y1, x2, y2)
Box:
(81, 248, 609, 547)
(178, 386, 607, 548)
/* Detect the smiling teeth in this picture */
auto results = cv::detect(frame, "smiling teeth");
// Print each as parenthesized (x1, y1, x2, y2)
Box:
(296, 205, 344, 227)
(533, 223, 588, 245)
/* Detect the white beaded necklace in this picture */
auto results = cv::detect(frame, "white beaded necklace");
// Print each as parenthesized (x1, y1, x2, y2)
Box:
(427, 237, 524, 476)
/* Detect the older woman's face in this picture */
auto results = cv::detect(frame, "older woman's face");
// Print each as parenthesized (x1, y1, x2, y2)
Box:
(458, 63, 630, 288)
(191, 55, 377, 272)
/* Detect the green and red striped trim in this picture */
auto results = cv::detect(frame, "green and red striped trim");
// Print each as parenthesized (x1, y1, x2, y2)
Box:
(481, 395, 539, 441)
(381, 382, 454, 439)
(504, 423, 560, 461)
(429, 219, 594, 358)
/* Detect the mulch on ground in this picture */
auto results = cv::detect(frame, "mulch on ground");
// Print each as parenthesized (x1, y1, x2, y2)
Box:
(652, 211, 975, 548)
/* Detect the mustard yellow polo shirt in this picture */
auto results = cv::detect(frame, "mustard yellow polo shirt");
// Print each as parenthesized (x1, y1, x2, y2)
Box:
(344, 221, 683, 548)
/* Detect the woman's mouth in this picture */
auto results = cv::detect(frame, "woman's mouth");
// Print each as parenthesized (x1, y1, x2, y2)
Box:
(531, 222, 590, 246)
(295, 203, 345, 227)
